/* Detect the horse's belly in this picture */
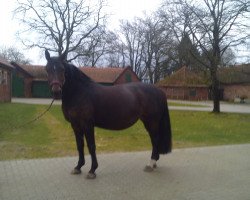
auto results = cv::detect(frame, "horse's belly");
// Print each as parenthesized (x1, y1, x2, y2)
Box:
(95, 116, 139, 130)
(94, 93, 141, 130)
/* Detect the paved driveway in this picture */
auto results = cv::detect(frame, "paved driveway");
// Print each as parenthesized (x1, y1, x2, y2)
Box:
(12, 98, 61, 105)
(12, 98, 250, 113)
(1, 144, 249, 200)
(168, 100, 250, 113)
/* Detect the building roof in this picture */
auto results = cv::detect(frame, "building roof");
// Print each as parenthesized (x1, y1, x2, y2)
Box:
(12, 63, 47, 80)
(12, 63, 136, 84)
(218, 64, 250, 84)
(157, 64, 250, 88)
(79, 67, 131, 84)
(157, 66, 210, 87)
(0, 56, 14, 70)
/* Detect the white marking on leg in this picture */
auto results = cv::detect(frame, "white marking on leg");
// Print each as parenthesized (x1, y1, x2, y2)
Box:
(149, 159, 156, 168)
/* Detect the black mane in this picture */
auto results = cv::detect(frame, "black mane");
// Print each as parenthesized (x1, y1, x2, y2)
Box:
(63, 62, 93, 85)
(62, 63, 94, 102)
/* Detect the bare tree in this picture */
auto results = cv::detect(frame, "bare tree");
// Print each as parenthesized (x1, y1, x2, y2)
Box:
(139, 15, 174, 83)
(74, 26, 111, 67)
(15, 0, 107, 60)
(161, 0, 250, 112)
(103, 31, 127, 67)
(157, 5, 202, 76)
(119, 19, 146, 79)
(221, 48, 236, 66)
(117, 16, 175, 83)
(0, 46, 31, 64)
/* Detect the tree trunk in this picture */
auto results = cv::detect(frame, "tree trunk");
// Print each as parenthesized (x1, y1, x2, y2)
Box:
(211, 67, 220, 113)
(212, 83, 220, 113)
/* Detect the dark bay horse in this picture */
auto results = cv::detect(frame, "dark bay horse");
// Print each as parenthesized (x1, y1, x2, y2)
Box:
(45, 50, 172, 179)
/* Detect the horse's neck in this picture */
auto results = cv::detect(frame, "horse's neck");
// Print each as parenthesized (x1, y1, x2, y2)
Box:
(65, 64, 92, 84)
(62, 64, 93, 103)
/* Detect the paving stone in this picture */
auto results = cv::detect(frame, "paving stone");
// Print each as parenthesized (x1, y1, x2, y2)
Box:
(1, 144, 250, 200)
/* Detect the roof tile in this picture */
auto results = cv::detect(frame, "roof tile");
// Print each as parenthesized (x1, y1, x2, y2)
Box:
(80, 67, 127, 83)
(218, 64, 250, 84)
(13, 64, 130, 83)
(157, 66, 210, 87)
(0, 56, 14, 69)
(17, 65, 47, 80)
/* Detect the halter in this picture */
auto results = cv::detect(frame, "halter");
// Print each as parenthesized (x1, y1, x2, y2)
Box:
(50, 80, 62, 87)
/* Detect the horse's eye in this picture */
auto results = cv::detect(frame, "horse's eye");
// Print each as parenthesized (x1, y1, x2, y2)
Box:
(46, 66, 53, 73)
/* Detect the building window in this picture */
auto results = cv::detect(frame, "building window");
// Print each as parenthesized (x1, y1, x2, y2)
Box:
(0, 70, 8, 85)
(0, 70, 3, 84)
(189, 89, 197, 97)
(3, 71, 8, 85)
(125, 73, 132, 82)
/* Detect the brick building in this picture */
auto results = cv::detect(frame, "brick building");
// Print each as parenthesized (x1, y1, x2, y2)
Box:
(157, 66, 210, 101)
(11, 63, 49, 98)
(157, 65, 250, 102)
(0, 57, 13, 102)
(79, 67, 140, 85)
(11, 64, 140, 98)
(219, 64, 250, 101)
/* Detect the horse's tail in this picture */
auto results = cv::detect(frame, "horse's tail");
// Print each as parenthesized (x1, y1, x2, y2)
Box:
(158, 104, 172, 154)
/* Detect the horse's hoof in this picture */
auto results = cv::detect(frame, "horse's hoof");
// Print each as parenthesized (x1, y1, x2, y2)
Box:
(71, 168, 81, 175)
(144, 165, 154, 172)
(86, 172, 96, 179)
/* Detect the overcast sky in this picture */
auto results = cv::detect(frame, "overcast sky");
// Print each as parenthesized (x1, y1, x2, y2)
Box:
(0, 0, 161, 64)
(1, 0, 249, 64)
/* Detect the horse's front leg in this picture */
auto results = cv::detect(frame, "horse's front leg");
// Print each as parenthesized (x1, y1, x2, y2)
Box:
(71, 125, 85, 175)
(85, 124, 98, 179)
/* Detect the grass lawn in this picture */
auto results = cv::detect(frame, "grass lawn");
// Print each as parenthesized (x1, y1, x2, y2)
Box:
(0, 103, 250, 160)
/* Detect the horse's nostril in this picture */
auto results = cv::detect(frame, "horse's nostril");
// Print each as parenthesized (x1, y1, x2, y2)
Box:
(51, 83, 62, 99)
(52, 84, 61, 93)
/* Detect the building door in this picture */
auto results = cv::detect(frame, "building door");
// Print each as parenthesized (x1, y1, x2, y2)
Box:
(12, 74, 24, 97)
(32, 81, 51, 98)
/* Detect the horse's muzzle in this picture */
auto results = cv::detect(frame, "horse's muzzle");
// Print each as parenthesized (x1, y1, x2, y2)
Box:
(50, 81, 62, 99)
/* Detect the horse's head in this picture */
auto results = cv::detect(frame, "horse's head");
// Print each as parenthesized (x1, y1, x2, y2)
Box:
(45, 50, 67, 99)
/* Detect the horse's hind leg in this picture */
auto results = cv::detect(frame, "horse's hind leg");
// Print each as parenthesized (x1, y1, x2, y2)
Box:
(142, 120, 160, 172)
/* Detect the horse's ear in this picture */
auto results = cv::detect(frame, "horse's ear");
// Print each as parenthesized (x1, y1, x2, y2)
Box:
(45, 50, 50, 61)
(60, 51, 67, 62)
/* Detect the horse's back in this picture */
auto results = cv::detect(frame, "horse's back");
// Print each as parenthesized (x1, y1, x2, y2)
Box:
(110, 82, 167, 122)
(126, 82, 167, 113)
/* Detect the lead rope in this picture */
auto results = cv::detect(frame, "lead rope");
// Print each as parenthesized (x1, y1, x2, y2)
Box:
(1, 98, 55, 133)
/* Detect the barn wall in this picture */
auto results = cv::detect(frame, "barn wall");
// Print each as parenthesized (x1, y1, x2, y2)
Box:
(12, 71, 33, 98)
(0, 68, 12, 102)
(32, 81, 51, 98)
(223, 84, 250, 101)
(159, 86, 209, 101)
(24, 78, 33, 98)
